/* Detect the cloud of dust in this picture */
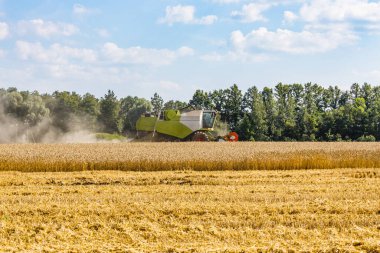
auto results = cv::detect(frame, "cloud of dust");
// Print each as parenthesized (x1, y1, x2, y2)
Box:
(0, 99, 102, 143)
(214, 121, 229, 137)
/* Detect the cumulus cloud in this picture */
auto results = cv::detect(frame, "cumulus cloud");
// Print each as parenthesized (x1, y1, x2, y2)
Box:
(102, 42, 194, 66)
(0, 22, 9, 39)
(16, 41, 97, 64)
(231, 3, 273, 22)
(159, 5, 217, 25)
(283, 10, 298, 23)
(17, 19, 78, 38)
(300, 0, 380, 22)
(231, 24, 357, 54)
(15, 40, 194, 67)
(231, 30, 246, 51)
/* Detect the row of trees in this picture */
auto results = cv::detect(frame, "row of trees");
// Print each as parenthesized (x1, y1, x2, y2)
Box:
(1, 82, 380, 141)
(0, 88, 183, 136)
(188, 83, 380, 141)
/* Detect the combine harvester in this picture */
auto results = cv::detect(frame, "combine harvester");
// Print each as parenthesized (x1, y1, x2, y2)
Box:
(136, 107, 238, 142)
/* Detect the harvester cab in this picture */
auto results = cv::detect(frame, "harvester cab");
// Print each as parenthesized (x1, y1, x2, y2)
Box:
(136, 107, 238, 142)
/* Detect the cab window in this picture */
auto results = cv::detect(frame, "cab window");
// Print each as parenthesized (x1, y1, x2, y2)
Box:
(202, 112, 215, 128)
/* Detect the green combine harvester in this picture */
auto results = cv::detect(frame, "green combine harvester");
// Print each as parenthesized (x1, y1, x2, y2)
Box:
(136, 107, 238, 142)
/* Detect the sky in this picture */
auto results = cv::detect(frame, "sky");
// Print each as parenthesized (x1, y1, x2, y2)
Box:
(0, 0, 380, 101)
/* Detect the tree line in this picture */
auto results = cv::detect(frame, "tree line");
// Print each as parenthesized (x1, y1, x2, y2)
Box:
(1, 82, 379, 141)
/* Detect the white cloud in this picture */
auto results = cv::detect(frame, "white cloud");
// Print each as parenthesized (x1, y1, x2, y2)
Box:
(300, 0, 380, 22)
(16, 41, 97, 64)
(102, 42, 194, 66)
(160, 5, 194, 24)
(73, 4, 94, 15)
(283, 10, 298, 23)
(231, 3, 272, 22)
(159, 5, 217, 25)
(17, 19, 78, 38)
(0, 22, 9, 39)
(231, 24, 357, 54)
(177, 46, 195, 56)
(231, 30, 247, 51)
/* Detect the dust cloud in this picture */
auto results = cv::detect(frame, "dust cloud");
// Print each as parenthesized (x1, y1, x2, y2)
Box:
(0, 102, 101, 144)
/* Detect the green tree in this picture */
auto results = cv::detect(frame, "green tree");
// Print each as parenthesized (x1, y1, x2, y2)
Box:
(322, 86, 341, 111)
(210, 89, 227, 120)
(351, 97, 367, 139)
(163, 100, 188, 110)
(189, 90, 212, 109)
(99, 90, 122, 133)
(239, 86, 267, 140)
(47, 91, 82, 132)
(367, 86, 380, 139)
(359, 83, 373, 136)
(150, 93, 164, 116)
(2, 90, 49, 126)
(224, 84, 243, 130)
(79, 93, 99, 131)
(22, 94, 50, 126)
(291, 83, 304, 140)
(120, 96, 151, 132)
(275, 83, 296, 140)
(300, 83, 322, 141)
(262, 87, 277, 140)
(2, 90, 24, 118)
(237, 114, 254, 141)
(350, 83, 360, 100)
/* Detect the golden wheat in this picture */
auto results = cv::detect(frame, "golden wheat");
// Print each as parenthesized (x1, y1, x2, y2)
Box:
(1, 142, 380, 172)
(0, 169, 379, 252)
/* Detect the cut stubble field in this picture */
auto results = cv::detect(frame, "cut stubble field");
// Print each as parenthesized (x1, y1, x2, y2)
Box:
(0, 143, 379, 252)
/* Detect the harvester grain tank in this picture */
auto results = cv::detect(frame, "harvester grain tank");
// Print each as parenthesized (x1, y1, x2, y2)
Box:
(136, 108, 238, 142)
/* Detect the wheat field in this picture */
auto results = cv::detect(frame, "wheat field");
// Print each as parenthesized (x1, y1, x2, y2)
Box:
(0, 169, 379, 252)
(1, 142, 380, 172)
(0, 143, 379, 252)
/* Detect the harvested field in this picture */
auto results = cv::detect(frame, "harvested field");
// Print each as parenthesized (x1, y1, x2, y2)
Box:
(0, 169, 379, 252)
(0, 143, 379, 252)
(1, 142, 380, 172)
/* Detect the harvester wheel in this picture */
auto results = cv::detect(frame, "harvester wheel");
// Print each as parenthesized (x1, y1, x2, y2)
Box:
(191, 131, 209, 142)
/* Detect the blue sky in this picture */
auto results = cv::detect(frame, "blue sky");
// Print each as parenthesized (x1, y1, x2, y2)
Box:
(0, 0, 380, 101)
